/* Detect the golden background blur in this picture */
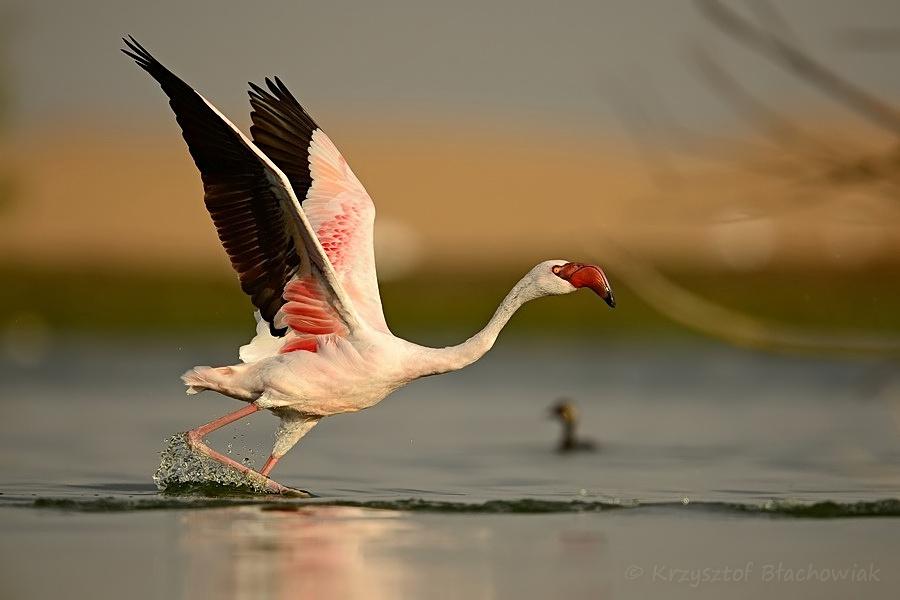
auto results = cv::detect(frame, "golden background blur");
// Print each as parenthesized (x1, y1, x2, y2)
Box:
(1, 0, 899, 346)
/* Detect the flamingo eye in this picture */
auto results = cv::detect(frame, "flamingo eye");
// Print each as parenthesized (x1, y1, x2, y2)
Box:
(552, 265, 561, 275)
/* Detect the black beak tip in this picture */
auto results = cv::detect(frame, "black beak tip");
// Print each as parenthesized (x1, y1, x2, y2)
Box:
(604, 290, 616, 309)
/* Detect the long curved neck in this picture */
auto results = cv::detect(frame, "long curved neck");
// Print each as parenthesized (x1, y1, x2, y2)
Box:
(418, 275, 539, 376)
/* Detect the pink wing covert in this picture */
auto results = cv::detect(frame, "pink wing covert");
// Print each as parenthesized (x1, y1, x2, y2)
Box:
(248, 78, 390, 352)
(304, 130, 390, 334)
(277, 276, 348, 353)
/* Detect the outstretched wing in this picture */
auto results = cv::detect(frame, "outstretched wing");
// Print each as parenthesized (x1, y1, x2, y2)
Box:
(121, 36, 362, 338)
(248, 78, 390, 334)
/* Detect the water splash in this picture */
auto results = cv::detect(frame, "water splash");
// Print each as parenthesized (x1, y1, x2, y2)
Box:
(153, 433, 273, 494)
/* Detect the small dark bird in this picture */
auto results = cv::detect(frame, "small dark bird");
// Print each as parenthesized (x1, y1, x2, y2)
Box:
(549, 399, 597, 453)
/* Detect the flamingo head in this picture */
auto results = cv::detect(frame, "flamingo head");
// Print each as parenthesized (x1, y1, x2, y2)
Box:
(532, 259, 615, 308)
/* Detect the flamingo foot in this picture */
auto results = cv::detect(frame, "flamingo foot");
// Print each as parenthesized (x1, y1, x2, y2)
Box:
(185, 433, 311, 497)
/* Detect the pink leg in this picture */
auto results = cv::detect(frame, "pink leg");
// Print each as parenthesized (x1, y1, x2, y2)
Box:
(185, 404, 293, 494)
(190, 403, 259, 438)
(258, 416, 320, 478)
(260, 454, 280, 477)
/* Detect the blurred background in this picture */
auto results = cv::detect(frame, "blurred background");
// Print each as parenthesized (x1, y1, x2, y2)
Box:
(2, 4, 900, 598)
(1, 0, 900, 353)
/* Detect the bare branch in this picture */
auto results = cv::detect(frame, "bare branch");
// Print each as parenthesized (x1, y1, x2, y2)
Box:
(834, 27, 900, 53)
(690, 44, 828, 153)
(696, 0, 900, 136)
(744, 0, 798, 44)
(604, 79, 684, 190)
(587, 238, 900, 357)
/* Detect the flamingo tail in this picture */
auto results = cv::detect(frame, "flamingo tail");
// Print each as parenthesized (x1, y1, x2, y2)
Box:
(181, 365, 257, 401)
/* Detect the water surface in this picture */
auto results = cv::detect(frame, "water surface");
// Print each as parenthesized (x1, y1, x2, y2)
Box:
(1, 338, 898, 598)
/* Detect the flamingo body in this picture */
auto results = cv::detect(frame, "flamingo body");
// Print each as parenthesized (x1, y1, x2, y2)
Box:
(189, 330, 408, 415)
(123, 37, 615, 491)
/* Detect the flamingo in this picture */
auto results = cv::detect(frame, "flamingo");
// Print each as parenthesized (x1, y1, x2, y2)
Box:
(122, 37, 615, 494)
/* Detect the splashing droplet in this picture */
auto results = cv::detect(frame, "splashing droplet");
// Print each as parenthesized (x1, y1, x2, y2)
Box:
(153, 433, 271, 494)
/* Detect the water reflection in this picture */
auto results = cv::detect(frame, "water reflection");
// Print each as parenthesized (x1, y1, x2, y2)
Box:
(179, 506, 418, 599)
(177, 505, 611, 599)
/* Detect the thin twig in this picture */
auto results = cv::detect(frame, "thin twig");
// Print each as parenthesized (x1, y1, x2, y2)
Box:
(744, 0, 798, 44)
(696, 0, 900, 136)
(605, 79, 684, 190)
(690, 44, 834, 159)
(586, 238, 900, 357)
(834, 27, 900, 53)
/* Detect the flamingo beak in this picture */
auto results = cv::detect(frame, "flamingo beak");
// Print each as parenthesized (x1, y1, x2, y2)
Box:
(559, 263, 616, 308)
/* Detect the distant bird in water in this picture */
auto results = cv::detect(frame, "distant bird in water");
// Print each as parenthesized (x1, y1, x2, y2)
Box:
(122, 37, 615, 494)
(550, 399, 597, 453)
